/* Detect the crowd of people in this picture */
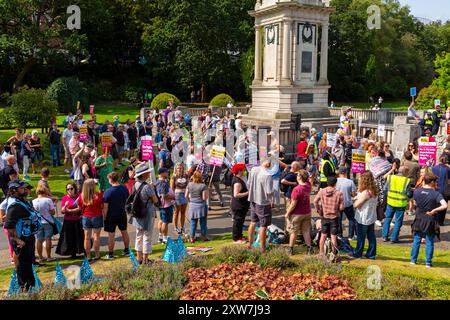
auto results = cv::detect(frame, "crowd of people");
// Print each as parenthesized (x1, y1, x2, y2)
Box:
(0, 99, 449, 292)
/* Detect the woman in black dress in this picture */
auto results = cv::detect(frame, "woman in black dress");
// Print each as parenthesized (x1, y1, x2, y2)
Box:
(56, 183, 85, 258)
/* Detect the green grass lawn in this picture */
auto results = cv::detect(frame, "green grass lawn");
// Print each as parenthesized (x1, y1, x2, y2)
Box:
(335, 100, 410, 111)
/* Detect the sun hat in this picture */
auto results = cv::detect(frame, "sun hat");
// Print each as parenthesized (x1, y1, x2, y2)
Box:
(310, 128, 318, 134)
(134, 162, 153, 178)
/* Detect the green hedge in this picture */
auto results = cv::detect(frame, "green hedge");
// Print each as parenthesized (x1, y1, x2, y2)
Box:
(210, 93, 234, 108)
(416, 84, 448, 110)
(47, 77, 88, 113)
(151, 93, 181, 110)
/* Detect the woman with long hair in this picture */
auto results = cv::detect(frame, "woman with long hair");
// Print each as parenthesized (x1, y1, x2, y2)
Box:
(170, 163, 189, 235)
(77, 179, 103, 260)
(33, 185, 56, 262)
(56, 183, 85, 258)
(351, 172, 379, 259)
(186, 171, 209, 243)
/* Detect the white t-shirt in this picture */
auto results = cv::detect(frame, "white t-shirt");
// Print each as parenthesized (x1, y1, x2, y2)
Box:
(62, 128, 73, 146)
(235, 119, 242, 130)
(186, 154, 198, 171)
(32, 197, 55, 224)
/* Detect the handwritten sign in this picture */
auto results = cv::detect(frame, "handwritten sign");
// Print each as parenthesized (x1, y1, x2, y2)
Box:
(101, 132, 113, 148)
(378, 124, 385, 137)
(351, 149, 366, 173)
(141, 136, 153, 161)
(209, 145, 226, 166)
(326, 133, 337, 148)
(79, 125, 88, 142)
(418, 141, 437, 167)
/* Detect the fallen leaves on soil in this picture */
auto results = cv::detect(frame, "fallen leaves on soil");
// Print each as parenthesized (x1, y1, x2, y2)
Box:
(180, 262, 356, 300)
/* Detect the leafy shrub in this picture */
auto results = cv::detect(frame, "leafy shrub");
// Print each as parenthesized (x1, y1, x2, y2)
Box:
(121, 85, 144, 103)
(0, 86, 58, 130)
(87, 80, 120, 102)
(210, 93, 234, 108)
(151, 93, 181, 110)
(47, 77, 88, 113)
(416, 84, 448, 110)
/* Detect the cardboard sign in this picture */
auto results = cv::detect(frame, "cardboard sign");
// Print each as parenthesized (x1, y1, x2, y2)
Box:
(140, 136, 154, 161)
(351, 149, 366, 173)
(89, 105, 94, 115)
(209, 145, 226, 166)
(410, 87, 417, 97)
(418, 141, 437, 167)
(101, 132, 113, 148)
(326, 133, 337, 148)
(378, 124, 385, 137)
(79, 125, 88, 142)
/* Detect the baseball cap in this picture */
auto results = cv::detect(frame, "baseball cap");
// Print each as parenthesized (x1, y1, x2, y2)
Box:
(8, 181, 23, 190)
(158, 167, 169, 175)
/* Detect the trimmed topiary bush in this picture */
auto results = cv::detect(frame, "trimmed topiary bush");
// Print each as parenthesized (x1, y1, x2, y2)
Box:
(151, 93, 181, 110)
(210, 93, 234, 108)
(416, 84, 448, 110)
(47, 77, 88, 113)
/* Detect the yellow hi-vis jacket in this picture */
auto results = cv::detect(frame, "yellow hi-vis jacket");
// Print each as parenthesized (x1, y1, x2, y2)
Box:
(320, 159, 336, 183)
(387, 175, 410, 208)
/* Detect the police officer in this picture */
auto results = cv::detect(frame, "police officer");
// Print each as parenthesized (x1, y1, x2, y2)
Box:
(319, 150, 336, 189)
(431, 105, 444, 136)
(418, 112, 433, 136)
(4, 181, 40, 291)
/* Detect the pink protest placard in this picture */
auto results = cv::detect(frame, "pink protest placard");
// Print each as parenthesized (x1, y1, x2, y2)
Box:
(418, 141, 437, 167)
(141, 136, 153, 161)
(351, 149, 366, 173)
(90, 105, 95, 115)
(79, 125, 88, 142)
(209, 145, 225, 166)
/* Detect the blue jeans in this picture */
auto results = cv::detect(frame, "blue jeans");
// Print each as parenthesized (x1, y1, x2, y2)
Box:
(190, 216, 207, 238)
(411, 231, 435, 265)
(338, 206, 356, 238)
(50, 144, 61, 166)
(354, 223, 376, 259)
(382, 205, 406, 241)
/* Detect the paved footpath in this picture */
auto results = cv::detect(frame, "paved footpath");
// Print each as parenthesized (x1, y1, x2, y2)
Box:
(0, 186, 448, 269)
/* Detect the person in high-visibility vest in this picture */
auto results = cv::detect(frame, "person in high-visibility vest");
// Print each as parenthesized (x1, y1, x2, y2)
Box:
(382, 166, 413, 243)
(319, 151, 336, 190)
(418, 112, 433, 136)
(431, 105, 444, 136)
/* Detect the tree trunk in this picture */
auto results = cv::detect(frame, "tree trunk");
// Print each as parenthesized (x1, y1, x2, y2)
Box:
(13, 57, 37, 92)
(201, 83, 206, 102)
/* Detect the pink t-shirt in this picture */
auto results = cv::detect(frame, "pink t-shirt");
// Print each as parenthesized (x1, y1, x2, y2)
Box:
(291, 183, 312, 215)
(61, 195, 81, 221)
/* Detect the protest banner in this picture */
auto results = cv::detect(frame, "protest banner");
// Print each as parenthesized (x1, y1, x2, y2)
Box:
(326, 133, 337, 148)
(141, 136, 153, 161)
(351, 149, 366, 173)
(378, 124, 385, 138)
(89, 105, 94, 115)
(79, 125, 88, 142)
(210, 145, 226, 167)
(101, 132, 113, 148)
(418, 140, 437, 167)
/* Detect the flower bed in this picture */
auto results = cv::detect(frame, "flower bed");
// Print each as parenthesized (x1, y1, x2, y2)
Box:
(180, 262, 356, 300)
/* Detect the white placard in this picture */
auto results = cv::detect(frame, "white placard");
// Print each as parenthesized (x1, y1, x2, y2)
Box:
(378, 124, 385, 137)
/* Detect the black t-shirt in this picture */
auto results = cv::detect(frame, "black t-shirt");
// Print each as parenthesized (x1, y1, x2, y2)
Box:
(145, 121, 153, 135)
(49, 130, 61, 145)
(4, 200, 35, 241)
(283, 172, 298, 198)
(231, 176, 249, 211)
(114, 131, 125, 146)
(30, 138, 41, 152)
(103, 185, 129, 219)
(413, 188, 444, 213)
(127, 127, 137, 144)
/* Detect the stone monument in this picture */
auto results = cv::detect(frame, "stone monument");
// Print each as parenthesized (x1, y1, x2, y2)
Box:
(244, 0, 335, 153)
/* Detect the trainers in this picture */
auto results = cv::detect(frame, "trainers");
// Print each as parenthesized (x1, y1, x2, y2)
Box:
(174, 227, 181, 235)
(307, 246, 315, 255)
(425, 264, 432, 268)
(104, 254, 114, 260)
(287, 247, 294, 256)
(64, 169, 70, 174)
(158, 235, 164, 243)
(375, 220, 382, 227)
(410, 261, 417, 265)
(122, 249, 130, 257)
(382, 238, 390, 242)
(390, 222, 395, 227)
(421, 238, 426, 244)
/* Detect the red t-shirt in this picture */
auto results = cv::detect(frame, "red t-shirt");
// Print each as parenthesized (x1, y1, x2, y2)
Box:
(78, 192, 104, 218)
(296, 141, 308, 158)
(291, 183, 311, 215)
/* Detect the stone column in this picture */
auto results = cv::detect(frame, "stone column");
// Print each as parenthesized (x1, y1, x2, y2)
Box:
(254, 25, 262, 83)
(319, 22, 329, 84)
(281, 20, 291, 82)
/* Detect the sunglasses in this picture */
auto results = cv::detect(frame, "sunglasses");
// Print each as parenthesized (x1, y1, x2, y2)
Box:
(67, 187, 74, 191)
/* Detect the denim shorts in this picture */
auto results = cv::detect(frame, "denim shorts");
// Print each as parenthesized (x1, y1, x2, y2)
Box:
(159, 206, 174, 224)
(81, 216, 104, 230)
(175, 192, 187, 206)
(36, 223, 53, 240)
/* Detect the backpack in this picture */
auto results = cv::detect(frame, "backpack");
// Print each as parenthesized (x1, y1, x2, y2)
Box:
(125, 182, 149, 219)
(222, 168, 233, 187)
(267, 224, 287, 245)
(279, 166, 291, 193)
